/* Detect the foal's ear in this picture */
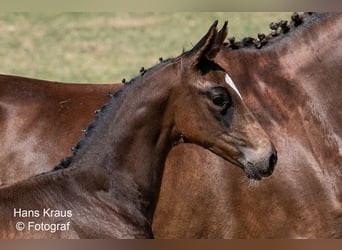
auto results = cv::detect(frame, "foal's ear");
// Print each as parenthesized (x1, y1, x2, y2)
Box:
(207, 21, 228, 59)
(187, 20, 228, 68)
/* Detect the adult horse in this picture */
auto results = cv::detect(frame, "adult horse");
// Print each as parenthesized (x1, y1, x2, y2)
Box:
(153, 12, 342, 238)
(0, 21, 276, 238)
(0, 75, 122, 186)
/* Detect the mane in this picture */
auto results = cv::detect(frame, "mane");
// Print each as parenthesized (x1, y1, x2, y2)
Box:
(224, 12, 320, 50)
(52, 55, 184, 171)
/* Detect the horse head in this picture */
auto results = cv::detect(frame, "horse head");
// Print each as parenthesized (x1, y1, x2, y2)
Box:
(169, 21, 277, 180)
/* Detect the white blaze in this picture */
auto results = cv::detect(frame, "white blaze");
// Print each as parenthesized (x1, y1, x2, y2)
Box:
(225, 73, 242, 99)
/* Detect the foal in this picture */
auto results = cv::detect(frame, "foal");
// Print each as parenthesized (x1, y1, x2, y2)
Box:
(0, 22, 276, 238)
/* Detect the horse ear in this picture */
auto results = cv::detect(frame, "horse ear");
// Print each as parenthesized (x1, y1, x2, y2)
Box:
(187, 20, 228, 68)
(206, 21, 228, 59)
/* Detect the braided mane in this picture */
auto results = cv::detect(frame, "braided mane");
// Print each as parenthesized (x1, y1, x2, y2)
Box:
(224, 12, 315, 50)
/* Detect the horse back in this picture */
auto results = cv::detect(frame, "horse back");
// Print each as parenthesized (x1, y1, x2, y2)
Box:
(0, 74, 122, 186)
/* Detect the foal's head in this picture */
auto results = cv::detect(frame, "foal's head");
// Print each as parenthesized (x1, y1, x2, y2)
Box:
(167, 21, 277, 180)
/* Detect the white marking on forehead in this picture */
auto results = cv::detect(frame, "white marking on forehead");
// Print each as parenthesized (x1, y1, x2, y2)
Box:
(225, 73, 242, 99)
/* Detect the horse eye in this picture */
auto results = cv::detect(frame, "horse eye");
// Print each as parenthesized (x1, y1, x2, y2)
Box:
(207, 86, 231, 109)
(212, 96, 226, 106)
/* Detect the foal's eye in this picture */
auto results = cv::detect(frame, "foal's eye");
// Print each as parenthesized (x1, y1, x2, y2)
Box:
(208, 87, 231, 109)
(212, 96, 226, 106)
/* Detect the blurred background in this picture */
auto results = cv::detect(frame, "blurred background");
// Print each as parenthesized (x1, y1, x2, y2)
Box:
(0, 12, 291, 83)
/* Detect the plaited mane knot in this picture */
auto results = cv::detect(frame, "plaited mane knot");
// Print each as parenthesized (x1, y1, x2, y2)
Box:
(279, 20, 290, 33)
(140, 67, 146, 76)
(242, 37, 254, 47)
(224, 12, 310, 50)
(269, 22, 279, 37)
(227, 37, 239, 49)
(254, 33, 267, 49)
(291, 12, 303, 26)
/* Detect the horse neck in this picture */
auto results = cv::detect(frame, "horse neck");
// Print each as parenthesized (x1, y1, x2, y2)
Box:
(68, 64, 178, 223)
(216, 12, 342, 174)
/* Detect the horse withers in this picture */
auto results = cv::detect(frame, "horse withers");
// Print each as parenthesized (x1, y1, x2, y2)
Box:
(0, 21, 276, 238)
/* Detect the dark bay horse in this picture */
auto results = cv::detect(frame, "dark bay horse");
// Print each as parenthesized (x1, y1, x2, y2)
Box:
(0, 22, 276, 238)
(153, 12, 342, 238)
(0, 75, 122, 186)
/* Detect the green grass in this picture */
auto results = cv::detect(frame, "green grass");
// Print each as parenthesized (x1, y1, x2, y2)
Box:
(0, 12, 291, 83)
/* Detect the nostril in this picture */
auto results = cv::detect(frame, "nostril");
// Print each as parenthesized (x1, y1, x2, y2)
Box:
(269, 150, 277, 173)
